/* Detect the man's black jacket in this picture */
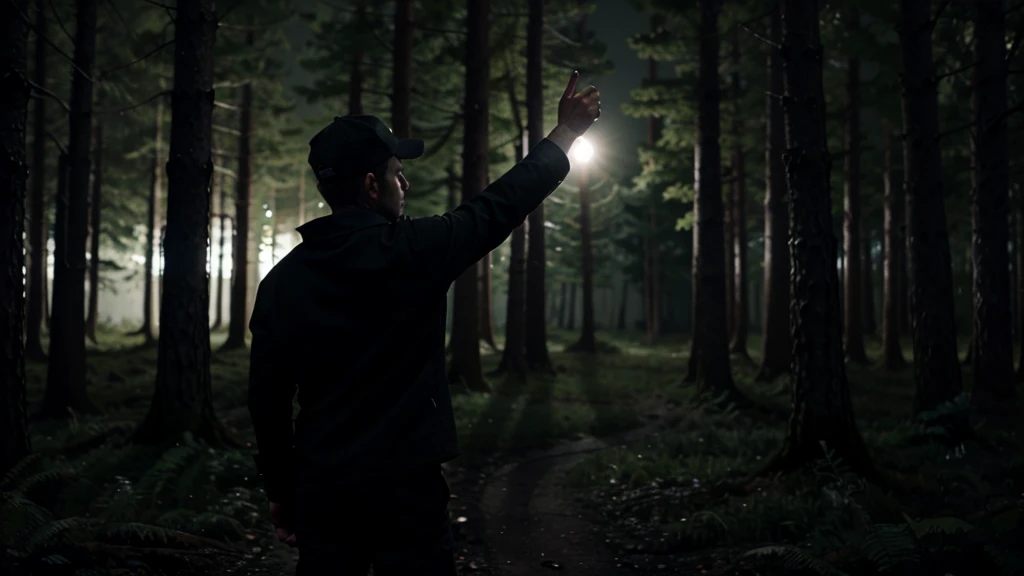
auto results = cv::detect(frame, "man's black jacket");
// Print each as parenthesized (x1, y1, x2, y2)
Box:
(248, 138, 571, 504)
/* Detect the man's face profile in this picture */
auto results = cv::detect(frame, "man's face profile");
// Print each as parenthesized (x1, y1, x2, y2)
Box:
(365, 156, 408, 220)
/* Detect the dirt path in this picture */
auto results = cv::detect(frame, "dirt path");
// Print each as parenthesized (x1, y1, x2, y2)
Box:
(472, 414, 679, 575)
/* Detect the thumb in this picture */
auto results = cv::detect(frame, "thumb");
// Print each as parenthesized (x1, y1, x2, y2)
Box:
(562, 70, 580, 99)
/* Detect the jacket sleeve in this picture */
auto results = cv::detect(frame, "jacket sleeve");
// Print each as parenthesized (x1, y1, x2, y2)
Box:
(247, 279, 297, 505)
(405, 138, 571, 288)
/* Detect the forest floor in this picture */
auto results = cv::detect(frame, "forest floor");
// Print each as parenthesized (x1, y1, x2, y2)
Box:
(4, 327, 1023, 576)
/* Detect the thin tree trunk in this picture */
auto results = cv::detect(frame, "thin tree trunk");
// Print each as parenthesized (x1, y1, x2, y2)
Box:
(134, 0, 230, 447)
(692, 0, 742, 402)
(25, 0, 47, 360)
(724, 164, 736, 341)
(448, 0, 489, 393)
(863, 229, 876, 335)
(1017, 184, 1024, 380)
(349, 50, 364, 116)
(567, 283, 577, 330)
(222, 33, 255, 351)
(558, 282, 567, 329)
(524, 0, 552, 372)
(645, 17, 662, 346)
(571, 166, 596, 352)
(765, 0, 872, 476)
(213, 168, 226, 330)
(43, 0, 97, 419)
(1, 0, 32, 476)
(391, 0, 413, 139)
(970, 0, 1015, 412)
(729, 27, 749, 357)
(843, 53, 868, 364)
(86, 121, 102, 343)
(898, 0, 964, 416)
(756, 6, 790, 382)
(138, 97, 162, 344)
(498, 107, 528, 374)
(479, 256, 497, 350)
(881, 120, 906, 369)
(617, 278, 628, 331)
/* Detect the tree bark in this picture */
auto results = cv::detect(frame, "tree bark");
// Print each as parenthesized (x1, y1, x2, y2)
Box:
(86, 121, 102, 343)
(134, 0, 229, 446)
(881, 120, 906, 369)
(524, 0, 552, 372)
(862, 228, 876, 335)
(213, 168, 226, 330)
(448, 0, 489, 393)
(25, 0, 47, 360)
(645, 16, 662, 346)
(898, 0, 963, 415)
(498, 118, 528, 374)
(391, 0, 413, 138)
(729, 27, 749, 357)
(692, 0, 741, 402)
(1, 0, 32, 476)
(43, 0, 97, 419)
(138, 97, 162, 345)
(766, 0, 872, 476)
(1017, 184, 1024, 380)
(567, 283, 577, 330)
(557, 282, 567, 328)
(756, 6, 790, 382)
(571, 166, 596, 352)
(970, 0, 1015, 412)
(479, 256, 497, 350)
(222, 33, 255, 351)
(843, 54, 868, 364)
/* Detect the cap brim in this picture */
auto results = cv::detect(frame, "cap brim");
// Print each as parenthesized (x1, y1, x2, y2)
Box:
(395, 139, 424, 160)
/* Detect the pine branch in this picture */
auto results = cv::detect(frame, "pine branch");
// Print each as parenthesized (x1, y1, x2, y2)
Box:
(101, 39, 173, 76)
(48, 0, 74, 43)
(28, 79, 71, 113)
(936, 60, 978, 80)
(98, 90, 170, 114)
(8, 0, 95, 83)
(937, 119, 974, 140)
(741, 23, 781, 50)
(1005, 1, 1024, 16)
(933, 0, 953, 23)
(212, 124, 242, 137)
(138, 0, 175, 11)
(46, 130, 67, 156)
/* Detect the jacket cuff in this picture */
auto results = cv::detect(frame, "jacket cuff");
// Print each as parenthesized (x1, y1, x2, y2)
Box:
(252, 452, 297, 504)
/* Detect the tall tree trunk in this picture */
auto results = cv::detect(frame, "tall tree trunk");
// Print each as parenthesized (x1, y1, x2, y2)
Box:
(692, 0, 741, 401)
(756, 6, 790, 382)
(448, 0, 489, 392)
(900, 232, 910, 335)
(881, 120, 906, 369)
(1, 0, 32, 476)
(349, 50, 364, 116)
(213, 168, 226, 330)
(617, 278, 628, 331)
(567, 283, 577, 330)
(729, 27, 749, 357)
(645, 16, 662, 346)
(898, 0, 963, 416)
(479, 256, 496, 350)
(26, 0, 47, 361)
(222, 33, 255, 351)
(86, 121, 102, 343)
(43, 0, 97, 419)
(524, 0, 552, 372)
(843, 54, 868, 364)
(571, 166, 597, 352)
(766, 0, 872, 476)
(1017, 185, 1024, 380)
(862, 228, 876, 335)
(134, 0, 229, 446)
(391, 0, 413, 138)
(138, 97, 162, 344)
(558, 282, 567, 329)
(970, 0, 1015, 412)
(498, 110, 528, 374)
(724, 164, 736, 341)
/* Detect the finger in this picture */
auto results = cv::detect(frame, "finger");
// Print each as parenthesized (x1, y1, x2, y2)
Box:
(562, 70, 580, 99)
(576, 85, 598, 99)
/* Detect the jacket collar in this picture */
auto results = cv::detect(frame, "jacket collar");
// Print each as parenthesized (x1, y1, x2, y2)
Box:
(296, 207, 391, 243)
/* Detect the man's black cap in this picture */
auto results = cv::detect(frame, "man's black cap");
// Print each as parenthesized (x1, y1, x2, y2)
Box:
(308, 115, 424, 182)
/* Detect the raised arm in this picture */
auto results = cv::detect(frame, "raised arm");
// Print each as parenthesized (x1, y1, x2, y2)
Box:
(407, 71, 601, 288)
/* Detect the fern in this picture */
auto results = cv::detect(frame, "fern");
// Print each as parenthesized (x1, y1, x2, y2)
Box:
(0, 453, 44, 488)
(744, 545, 850, 576)
(862, 525, 920, 572)
(21, 517, 91, 553)
(902, 513, 974, 538)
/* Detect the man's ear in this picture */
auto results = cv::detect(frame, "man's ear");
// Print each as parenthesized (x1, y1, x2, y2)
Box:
(363, 172, 379, 200)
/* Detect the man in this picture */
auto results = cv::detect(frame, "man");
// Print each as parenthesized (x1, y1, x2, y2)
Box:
(248, 71, 600, 575)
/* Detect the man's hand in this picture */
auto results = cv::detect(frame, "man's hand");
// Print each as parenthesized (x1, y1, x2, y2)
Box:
(558, 70, 601, 138)
(548, 70, 601, 154)
(269, 501, 297, 547)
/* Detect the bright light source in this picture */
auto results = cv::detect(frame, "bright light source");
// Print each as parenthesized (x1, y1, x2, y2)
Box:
(571, 137, 594, 163)
(317, 202, 324, 209)
(265, 209, 273, 218)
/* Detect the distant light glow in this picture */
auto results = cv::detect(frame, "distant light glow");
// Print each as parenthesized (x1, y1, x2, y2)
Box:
(318, 202, 324, 209)
(265, 209, 273, 218)
(571, 137, 594, 163)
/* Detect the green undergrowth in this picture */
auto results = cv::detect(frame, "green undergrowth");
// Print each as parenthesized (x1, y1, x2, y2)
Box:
(567, 336, 1024, 576)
